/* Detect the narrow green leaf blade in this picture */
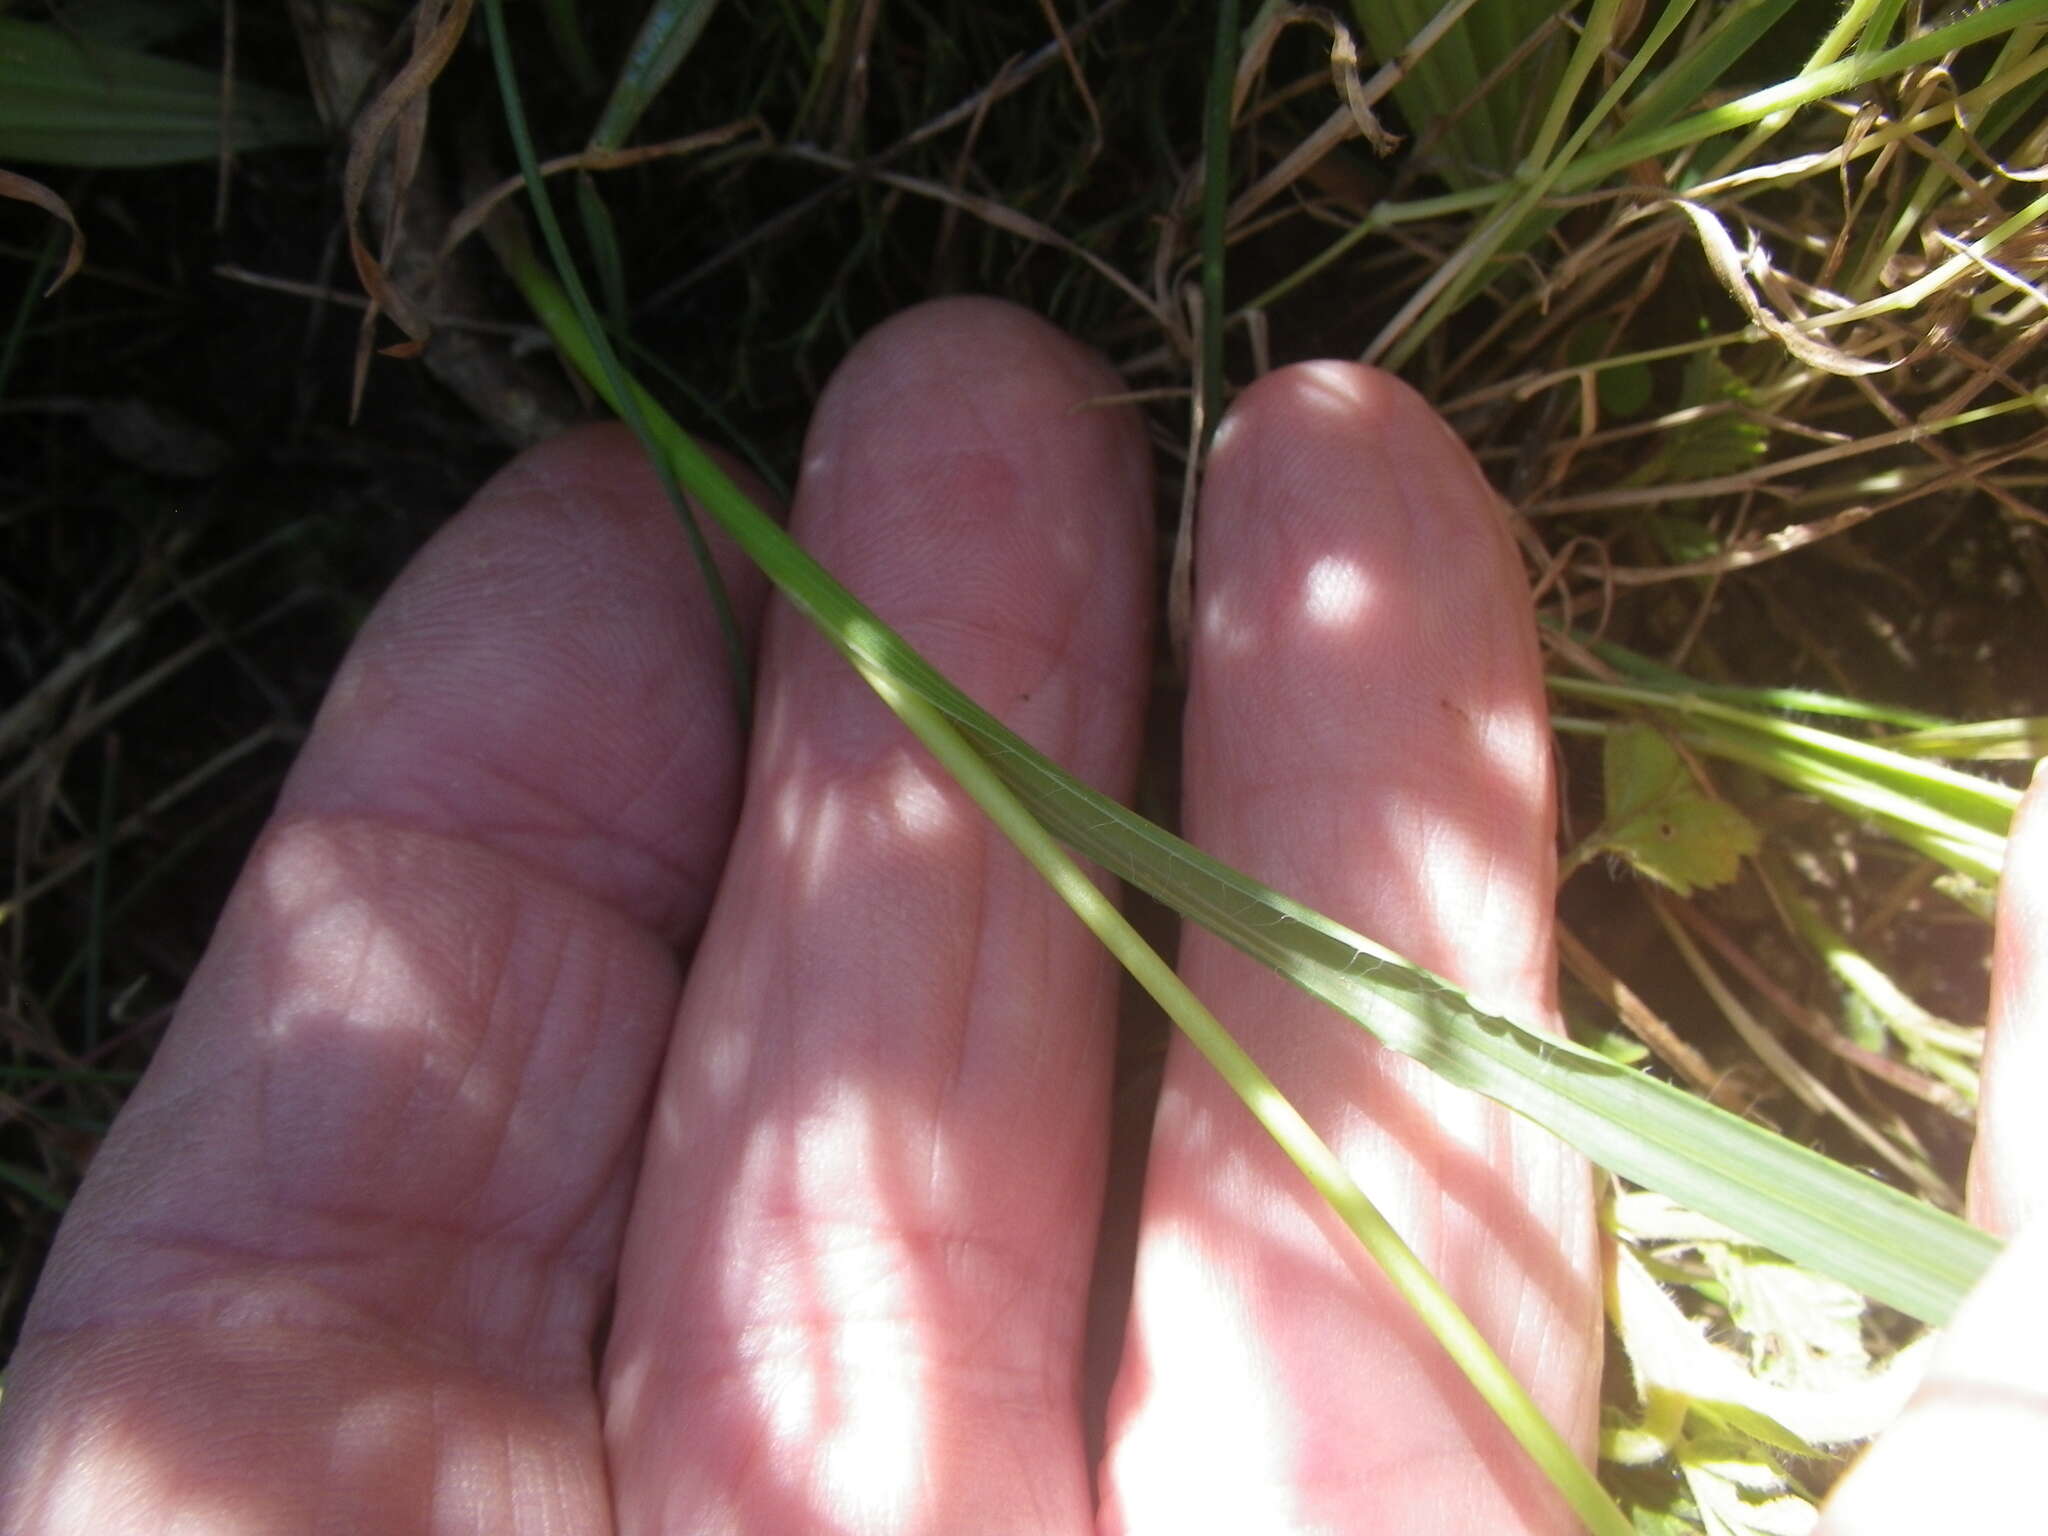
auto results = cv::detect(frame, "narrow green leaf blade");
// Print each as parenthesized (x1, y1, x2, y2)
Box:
(762, 566, 2000, 1326)
(510, 255, 2000, 1328)
(954, 728, 1996, 1325)
(0, 18, 322, 167)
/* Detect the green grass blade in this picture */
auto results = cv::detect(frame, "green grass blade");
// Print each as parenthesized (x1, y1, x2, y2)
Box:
(1197, 0, 1237, 450)
(591, 0, 726, 152)
(1549, 676, 2021, 835)
(504, 253, 1999, 1326)
(0, 222, 64, 396)
(1271, 0, 2046, 330)
(1877, 717, 2048, 761)
(1672, 724, 2008, 883)
(542, 0, 603, 97)
(1374, 0, 1699, 368)
(482, 0, 751, 723)
(1618, 0, 1803, 148)
(1564, 0, 2048, 194)
(0, 1161, 67, 1214)
(1556, 631, 1949, 730)
(865, 653, 1631, 1536)
(0, 17, 322, 167)
(575, 173, 631, 337)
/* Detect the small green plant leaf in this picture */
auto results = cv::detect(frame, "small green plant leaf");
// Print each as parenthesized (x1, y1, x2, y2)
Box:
(1676, 1433, 1816, 1536)
(1610, 1235, 1929, 1451)
(1598, 725, 1760, 895)
(1551, 673, 2014, 883)
(1709, 1249, 1869, 1393)
(1622, 354, 1768, 490)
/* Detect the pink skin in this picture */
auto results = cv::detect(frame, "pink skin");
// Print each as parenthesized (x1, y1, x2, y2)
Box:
(0, 297, 2036, 1533)
(1098, 363, 1600, 1532)
(1819, 764, 2048, 1534)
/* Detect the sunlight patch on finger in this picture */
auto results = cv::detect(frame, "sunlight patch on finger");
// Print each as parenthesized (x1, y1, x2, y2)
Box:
(1107, 1225, 1314, 1530)
(737, 1270, 933, 1524)
(1294, 359, 1388, 416)
(776, 772, 851, 906)
(1197, 582, 1257, 658)
(883, 750, 962, 842)
(1301, 553, 1376, 629)
(772, 745, 965, 908)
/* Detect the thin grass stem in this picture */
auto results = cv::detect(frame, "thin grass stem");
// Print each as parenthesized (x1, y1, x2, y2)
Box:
(500, 238, 2000, 1332)
(1199, 0, 1238, 448)
(863, 661, 1633, 1536)
(480, 0, 751, 725)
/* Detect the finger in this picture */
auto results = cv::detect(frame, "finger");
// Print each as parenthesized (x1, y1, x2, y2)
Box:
(1815, 1221, 2048, 1534)
(1101, 364, 1601, 1533)
(603, 298, 1153, 1533)
(275, 424, 771, 940)
(1969, 759, 2048, 1236)
(1819, 762, 2048, 1534)
(0, 427, 770, 1532)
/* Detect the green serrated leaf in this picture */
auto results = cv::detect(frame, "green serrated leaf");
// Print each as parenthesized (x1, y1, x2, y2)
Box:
(1599, 725, 1761, 894)
(1662, 409, 1769, 485)
(1708, 1248, 1871, 1392)
(1877, 716, 2048, 761)
(1683, 1399, 1821, 1465)
(1612, 1243, 1927, 1448)
(1619, 354, 1768, 490)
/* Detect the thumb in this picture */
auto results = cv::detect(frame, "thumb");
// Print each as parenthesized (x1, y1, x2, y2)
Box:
(1819, 760, 2048, 1533)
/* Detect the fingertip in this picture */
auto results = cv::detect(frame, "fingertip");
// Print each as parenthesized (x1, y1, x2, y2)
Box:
(1190, 359, 1553, 997)
(805, 296, 1150, 532)
(776, 295, 1152, 769)
(1819, 1218, 2048, 1535)
(602, 301, 1153, 1530)
(279, 420, 777, 940)
(1102, 363, 1596, 1530)
(828, 294, 1134, 411)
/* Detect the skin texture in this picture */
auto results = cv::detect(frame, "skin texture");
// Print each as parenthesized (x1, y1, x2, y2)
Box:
(1097, 363, 1600, 1533)
(0, 298, 2038, 1534)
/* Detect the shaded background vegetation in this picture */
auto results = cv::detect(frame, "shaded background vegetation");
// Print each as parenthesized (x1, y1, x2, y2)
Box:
(4, 0, 2044, 1522)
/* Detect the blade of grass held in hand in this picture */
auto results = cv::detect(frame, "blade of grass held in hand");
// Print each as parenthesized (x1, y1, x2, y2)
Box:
(862, 659, 1632, 1536)
(479, 47, 1621, 1505)
(502, 253, 1997, 1327)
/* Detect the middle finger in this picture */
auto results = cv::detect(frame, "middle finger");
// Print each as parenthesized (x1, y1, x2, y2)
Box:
(602, 298, 1154, 1534)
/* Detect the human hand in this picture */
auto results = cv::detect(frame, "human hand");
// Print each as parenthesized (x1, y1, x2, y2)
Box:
(0, 298, 2037, 1534)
